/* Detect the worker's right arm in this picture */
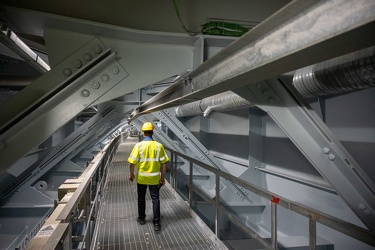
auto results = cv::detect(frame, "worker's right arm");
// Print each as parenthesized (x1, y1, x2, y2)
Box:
(129, 164, 135, 181)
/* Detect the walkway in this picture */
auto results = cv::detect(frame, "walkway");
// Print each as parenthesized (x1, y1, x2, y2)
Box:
(95, 137, 217, 249)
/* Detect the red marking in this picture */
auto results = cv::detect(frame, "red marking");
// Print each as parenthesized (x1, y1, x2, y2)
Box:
(271, 196, 280, 205)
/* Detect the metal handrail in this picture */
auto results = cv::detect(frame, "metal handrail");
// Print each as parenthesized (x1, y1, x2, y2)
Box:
(166, 147, 375, 249)
(57, 137, 120, 221)
(25, 135, 122, 250)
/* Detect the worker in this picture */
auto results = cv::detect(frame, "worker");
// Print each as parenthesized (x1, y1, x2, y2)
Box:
(128, 122, 169, 231)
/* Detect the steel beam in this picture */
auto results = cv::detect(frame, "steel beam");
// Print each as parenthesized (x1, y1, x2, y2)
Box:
(2, 107, 120, 202)
(152, 109, 254, 203)
(130, 0, 375, 118)
(0, 38, 112, 133)
(0, 38, 128, 173)
(233, 78, 375, 231)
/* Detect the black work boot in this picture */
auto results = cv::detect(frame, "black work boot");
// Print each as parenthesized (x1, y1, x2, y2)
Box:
(154, 223, 161, 231)
(137, 217, 146, 225)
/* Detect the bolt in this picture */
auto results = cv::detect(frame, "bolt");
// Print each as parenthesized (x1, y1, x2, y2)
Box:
(256, 82, 263, 89)
(91, 81, 100, 89)
(92, 45, 102, 54)
(101, 74, 110, 82)
(328, 153, 336, 161)
(322, 147, 330, 154)
(268, 97, 276, 104)
(364, 209, 372, 216)
(111, 66, 119, 75)
(63, 68, 72, 76)
(81, 89, 90, 97)
(262, 89, 269, 95)
(359, 204, 367, 210)
(83, 53, 92, 61)
(73, 60, 82, 68)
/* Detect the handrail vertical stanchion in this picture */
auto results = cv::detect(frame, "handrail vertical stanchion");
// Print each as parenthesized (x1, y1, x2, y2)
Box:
(271, 202, 277, 249)
(309, 218, 317, 250)
(85, 178, 92, 249)
(174, 152, 178, 190)
(215, 173, 220, 239)
(170, 151, 175, 189)
(189, 161, 193, 207)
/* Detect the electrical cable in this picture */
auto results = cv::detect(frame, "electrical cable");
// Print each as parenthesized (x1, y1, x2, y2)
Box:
(172, 0, 200, 36)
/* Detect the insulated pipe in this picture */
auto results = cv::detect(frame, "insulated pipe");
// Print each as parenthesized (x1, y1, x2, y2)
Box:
(175, 46, 375, 118)
(293, 46, 375, 97)
(175, 91, 252, 118)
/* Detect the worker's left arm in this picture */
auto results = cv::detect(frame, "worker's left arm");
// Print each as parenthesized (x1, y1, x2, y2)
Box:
(129, 163, 135, 181)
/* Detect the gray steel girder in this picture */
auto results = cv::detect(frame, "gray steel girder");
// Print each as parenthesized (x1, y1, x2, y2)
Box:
(3, 106, 120, 202)
(130, 0, 375, 117)
(233, 78, 375, 231)
(153, 109, 254, 203)
(0, 38, 128, 173)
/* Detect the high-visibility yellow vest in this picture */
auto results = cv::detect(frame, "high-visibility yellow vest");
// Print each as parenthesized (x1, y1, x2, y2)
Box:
(128, 140, 169, 185)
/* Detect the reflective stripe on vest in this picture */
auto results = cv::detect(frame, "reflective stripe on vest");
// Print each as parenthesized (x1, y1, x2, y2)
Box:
(128, 154, 139, 162)
(137, 141, 162, 180)
(138, 171, 161, 176)
(139, 141, 161, 163)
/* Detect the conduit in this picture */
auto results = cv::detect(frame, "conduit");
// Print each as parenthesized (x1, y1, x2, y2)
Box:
(175, 46, 375, 118)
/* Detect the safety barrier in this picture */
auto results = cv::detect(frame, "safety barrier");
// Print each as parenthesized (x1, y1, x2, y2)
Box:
(25, 135, 122, 250)
(166, 147, 375, 249)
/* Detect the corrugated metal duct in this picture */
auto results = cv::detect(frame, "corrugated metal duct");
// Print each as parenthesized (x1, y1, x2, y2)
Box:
(175, 91, 253, 118)
(293, 46, 375, 97)
(175, 46, 375, 118)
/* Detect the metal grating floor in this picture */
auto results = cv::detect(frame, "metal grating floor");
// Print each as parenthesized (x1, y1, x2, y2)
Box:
(96, 137, 217, 250)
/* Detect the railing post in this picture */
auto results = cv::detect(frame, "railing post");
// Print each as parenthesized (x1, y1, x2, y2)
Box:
(85, 179, 92, 249)
(174, 152, 178, 190)
(271, 202, 277, 249)
(309, 218, 317, 250)
(215, 174, 220, 239)
(189, 161, 193, 208)
(170, 151, 176, 188)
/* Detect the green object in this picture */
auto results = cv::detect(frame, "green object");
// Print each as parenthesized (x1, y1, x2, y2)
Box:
(202, 21, 249, 37)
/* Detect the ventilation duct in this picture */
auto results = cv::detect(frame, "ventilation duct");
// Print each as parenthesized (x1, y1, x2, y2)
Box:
(175, 46, 375, 118)
(293, 46, 375, 97)
(175, 91, 252, 118)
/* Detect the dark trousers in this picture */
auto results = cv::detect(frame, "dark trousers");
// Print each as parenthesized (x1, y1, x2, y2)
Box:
(137, 183, 160, 224)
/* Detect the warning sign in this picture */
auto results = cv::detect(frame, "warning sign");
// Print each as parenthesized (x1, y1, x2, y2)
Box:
(36, 224, 58, 237)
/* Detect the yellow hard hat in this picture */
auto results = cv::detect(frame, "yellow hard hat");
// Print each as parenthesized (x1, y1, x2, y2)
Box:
(141, 122, 154, 131)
